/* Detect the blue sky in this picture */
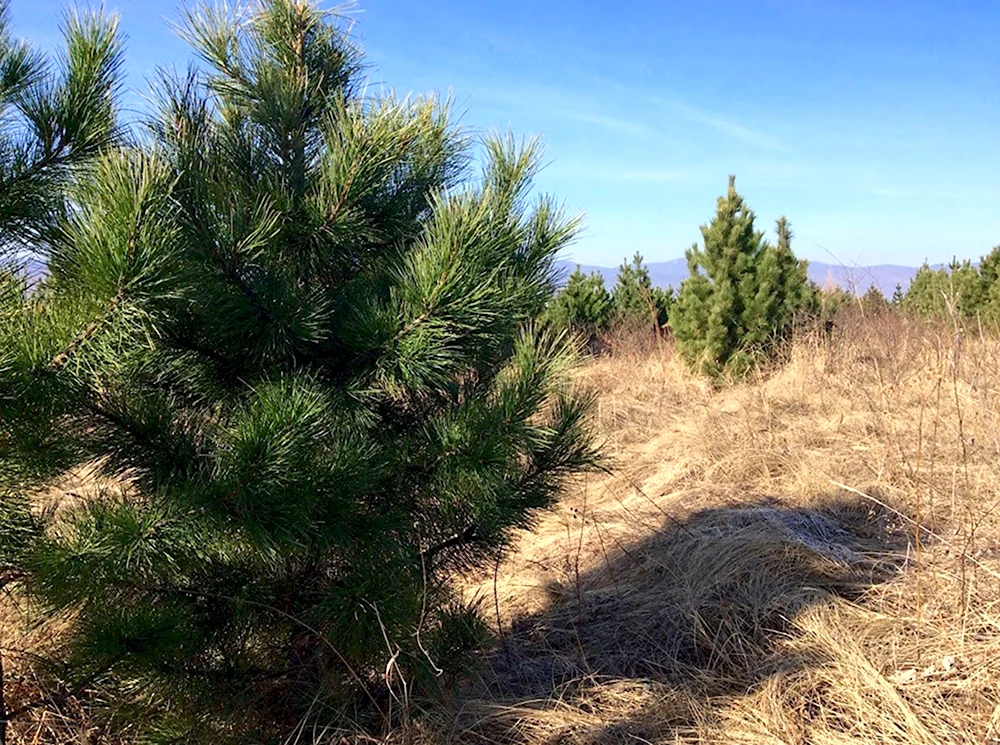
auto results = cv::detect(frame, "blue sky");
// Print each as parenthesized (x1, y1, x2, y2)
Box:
(11, 0, 1000, 267)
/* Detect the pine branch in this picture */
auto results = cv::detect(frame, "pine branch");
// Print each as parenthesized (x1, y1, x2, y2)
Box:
(419, 523, 479, 564)
(48, 196, 143, 370)
(48, 286, 126, 370)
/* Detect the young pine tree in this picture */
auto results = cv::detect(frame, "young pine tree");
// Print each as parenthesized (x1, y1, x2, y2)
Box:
(771, 216, 818, 322)
(670, 176, 812, 377)
(544, 265, 612, 339)
(610, 252, 671, 331)
(902, 258, 985, 320)
(979, 246, 1000, 286)
(860, 283, 890, 315)
(0, 2, 598, 741)
(891, 283, 905, 306)
(818, 284, 854, 327)
(901, 262, 946, 317)
(979, 246, 1000, 325)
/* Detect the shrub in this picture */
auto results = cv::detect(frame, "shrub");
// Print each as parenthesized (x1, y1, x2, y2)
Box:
(0, 1, 598, 741)
(670, 176, 813, 377)
(819, 285, 854, 320)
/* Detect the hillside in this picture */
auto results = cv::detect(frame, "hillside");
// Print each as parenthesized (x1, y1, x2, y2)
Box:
(557, 259, 920, 296)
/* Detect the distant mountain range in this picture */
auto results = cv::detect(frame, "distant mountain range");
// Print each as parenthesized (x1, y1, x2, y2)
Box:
(21, 256, 919, 298)
(556, 259, 923, 297)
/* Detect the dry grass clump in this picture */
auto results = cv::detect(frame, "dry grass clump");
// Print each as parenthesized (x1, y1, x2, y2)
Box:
(413, 312, 1000, 744)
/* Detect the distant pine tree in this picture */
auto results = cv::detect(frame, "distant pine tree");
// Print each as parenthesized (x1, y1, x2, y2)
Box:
(902, 262, 946, 317)
(979, 246, 1000, 285)
(0, 2, 598, 741)
(670, 176, 813, 377)
(977, 246, 1000, 326)
(902, 257, 987, 320)
(611, 252, 672, 331)
(861, 283, 890, 314)
(544, 265, 612, 339)
(891, 283, 905, 306)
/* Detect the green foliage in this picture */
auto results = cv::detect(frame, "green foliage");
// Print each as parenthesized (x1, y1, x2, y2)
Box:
(860, 283, 890, 315)
(544, 254, 673, 342)
(611, 252, 672, 331)
(901, 254, 998, 322)
(0, 2, 598, 741)
(820, 285, 852, 313)
(891, 283, 905, 306)
(979, 246, 1000, 284)
(980, 247, 1000, 325)
(670, 176, 814, 378)
(902, 263, 946, 317)
(0, 0, 123, 570)
(543, 265, 611, 338)
(0, 1, 123, 259)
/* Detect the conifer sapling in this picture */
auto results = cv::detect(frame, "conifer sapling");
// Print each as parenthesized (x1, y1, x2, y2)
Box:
(0, 1, 599, 741)
(670, 176, 813, 377)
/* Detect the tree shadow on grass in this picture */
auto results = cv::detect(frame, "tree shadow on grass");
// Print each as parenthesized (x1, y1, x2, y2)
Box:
(447, 494, 912, 744)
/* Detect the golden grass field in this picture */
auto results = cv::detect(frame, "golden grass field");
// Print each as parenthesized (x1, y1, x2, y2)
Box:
(6, 311, 1000, 744)
(410, 313, 1000, 744)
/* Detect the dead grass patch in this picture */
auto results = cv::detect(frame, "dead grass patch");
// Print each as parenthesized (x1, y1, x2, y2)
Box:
(414, 314, 1000, 744)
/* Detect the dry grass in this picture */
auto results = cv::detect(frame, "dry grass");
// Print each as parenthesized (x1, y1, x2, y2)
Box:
(407, 313, 1000, 744)
(6, 313, 1000, 744)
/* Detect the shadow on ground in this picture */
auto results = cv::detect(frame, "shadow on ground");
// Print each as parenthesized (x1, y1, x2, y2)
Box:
(444, 494, 912, 744)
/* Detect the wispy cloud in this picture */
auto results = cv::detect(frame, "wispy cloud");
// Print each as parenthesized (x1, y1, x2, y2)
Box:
(545, 160, 704, 184)
(464, 82, 680, 146)
(650, 96, 783, 151)
(560, 111, 667, 142)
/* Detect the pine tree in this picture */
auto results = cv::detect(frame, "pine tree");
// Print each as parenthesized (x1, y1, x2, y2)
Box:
(670, 176, 813, 377)
(0, 2, 598, 741)
(902, 258, 986, 320)
(891, 283, 905, 306)
(950, 258, 989, 315)
(979, 246, 1000, 285)
(0, 7, 123, 743)
(861, 283, 890, 314)
(817, 285, 854, 328)
(652, 285, 674, 329)
(610, 252, 671, 331)
(902, 262, 946, 317)
(979, 246, 1000, 325)
(544, 265, 612, 339)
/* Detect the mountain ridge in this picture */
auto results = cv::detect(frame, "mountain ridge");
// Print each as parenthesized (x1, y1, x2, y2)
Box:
(23, 256, 922, 298)
(556, 259, 922, 297)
